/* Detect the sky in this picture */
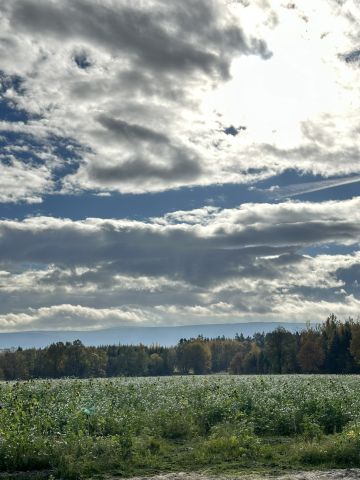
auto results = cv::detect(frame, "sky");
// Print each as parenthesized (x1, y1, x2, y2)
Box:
(0, 0, 359, 332)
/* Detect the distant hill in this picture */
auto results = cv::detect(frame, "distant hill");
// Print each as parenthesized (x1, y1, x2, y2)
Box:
(0, 322, 310, 349)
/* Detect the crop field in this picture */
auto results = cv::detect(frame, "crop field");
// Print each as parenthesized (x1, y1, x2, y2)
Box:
(1, 375, 360, 479)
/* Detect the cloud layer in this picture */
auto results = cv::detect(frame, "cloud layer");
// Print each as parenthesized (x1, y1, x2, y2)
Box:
(0, 198, 359, 330)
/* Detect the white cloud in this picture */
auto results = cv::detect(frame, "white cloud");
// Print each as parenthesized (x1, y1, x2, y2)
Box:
(0, 158, 52, 203)
(0, 0, 359, 201)
(0, 304, 155, 331)
(272, 294, 360, 322)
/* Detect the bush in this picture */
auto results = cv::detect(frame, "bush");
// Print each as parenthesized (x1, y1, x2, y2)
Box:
(0, 432, 52, 471)
(298, 424, 360, 467)
(194, 421, 261, 463)
(300, 416, 323, 442)
(157, 409, 195, 439)
(53, 433, 132, 479)
(195, 403, 230, 434)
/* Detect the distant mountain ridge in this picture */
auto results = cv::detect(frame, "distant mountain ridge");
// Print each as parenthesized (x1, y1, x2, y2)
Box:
(0, 322, 310, 349)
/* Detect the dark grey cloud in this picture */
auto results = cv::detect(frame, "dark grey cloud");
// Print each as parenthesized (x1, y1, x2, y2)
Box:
(0, 198, 359, 287)
(0, 292, 200, 320)
(69, 74, 179, 105)
(88, 155, 201, 183)
(97, 115, 169, 145)
(116, 70, 185, 101)
(86, 115, 202, 183)
(0, 199, 359, 327)
(8, 0, 271, 80)
(279, 285, 346, 303)
(219, 221, 360, 247)
(261, 143, 360, 176)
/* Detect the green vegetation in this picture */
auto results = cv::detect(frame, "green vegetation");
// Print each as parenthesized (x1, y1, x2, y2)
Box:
(2, 314, 360, 380)
(2, 375, 360, 478)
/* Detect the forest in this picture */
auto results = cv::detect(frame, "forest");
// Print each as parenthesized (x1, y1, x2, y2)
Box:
(1, 314, 360, 380)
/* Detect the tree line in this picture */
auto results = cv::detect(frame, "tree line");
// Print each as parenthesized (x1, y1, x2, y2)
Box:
(1, 314, 360, 380)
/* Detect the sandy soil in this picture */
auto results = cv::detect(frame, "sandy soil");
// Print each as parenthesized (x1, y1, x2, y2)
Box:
(118, 471, 360, 480)
(267, 471, 360, 479)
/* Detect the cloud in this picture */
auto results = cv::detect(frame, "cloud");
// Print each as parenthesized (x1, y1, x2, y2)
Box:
(0, 304, 155, 331)
(2, 290, 360, 332)
(0, 0, 273, 199)
(81, 114, 202, 187)
(8, 0, 272, 75)
(0, 198, 359, 329)
(96, 115, 169, 145)
(0, 197, 359, 271)
(0, 158, 52, 203)
(271, 294, 360, 323)
(4, 0, 360, 199)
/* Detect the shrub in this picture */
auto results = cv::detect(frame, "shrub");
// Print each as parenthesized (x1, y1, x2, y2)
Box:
(157, 409, 195, 439)
(300, 416, 323, 442)
(194, 421, 261, 463)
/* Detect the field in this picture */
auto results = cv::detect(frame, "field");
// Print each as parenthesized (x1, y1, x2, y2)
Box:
(1, 375, 360, 479)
